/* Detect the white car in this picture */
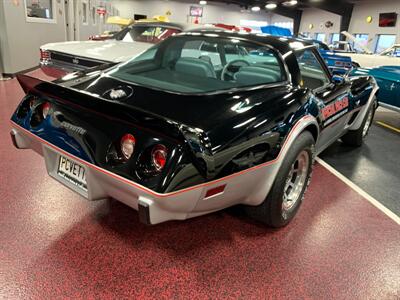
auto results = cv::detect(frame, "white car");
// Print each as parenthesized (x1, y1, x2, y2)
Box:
(40, 22, 185, 77)
(334, 32, 400, 67)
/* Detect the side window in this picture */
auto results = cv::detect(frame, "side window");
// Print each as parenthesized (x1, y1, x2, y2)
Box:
(295, 49, 330, 90)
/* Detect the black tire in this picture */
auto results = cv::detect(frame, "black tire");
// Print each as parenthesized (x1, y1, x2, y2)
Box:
(244, 131, 315, 228)
(352, 61, 361, 68)
(341, 99, 376, 147)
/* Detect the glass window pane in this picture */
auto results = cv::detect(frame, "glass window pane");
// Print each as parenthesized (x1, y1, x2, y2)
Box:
(352, 34, 369, 52)
(108, 37, 285, 94)
(315, 33, 326, 43)
(375, 35, 397, 53)
(121, 26, 180, 44)
(295, 49, 330, 90)
(26, 0, 53, 19)
(330, 33, 340, 44)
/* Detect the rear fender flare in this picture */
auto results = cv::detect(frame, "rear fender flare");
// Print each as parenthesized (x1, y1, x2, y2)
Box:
(245, 115, 319, 206)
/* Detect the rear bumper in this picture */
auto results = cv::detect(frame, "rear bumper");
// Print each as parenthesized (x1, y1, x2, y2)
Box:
(10, 127, 207, 224)
(40, 60, 83, 76)
(10, 124, 281, 225)
(40, 64, 69, 78)
(39, 58, 107, 78)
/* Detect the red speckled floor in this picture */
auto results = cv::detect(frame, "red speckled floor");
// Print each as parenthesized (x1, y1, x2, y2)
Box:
(1, 70, 399, 299)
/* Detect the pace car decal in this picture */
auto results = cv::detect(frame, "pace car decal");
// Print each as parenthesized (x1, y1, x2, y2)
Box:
(321, 96, 349, 126)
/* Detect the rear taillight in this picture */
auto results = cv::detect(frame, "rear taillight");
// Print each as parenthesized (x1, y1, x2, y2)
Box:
(335, 61, 344, 66)
(151, 144, 168, 171)
(121, 134, 136, 160)
(42, 102, 51, 118)
(40, 49, 50, 61)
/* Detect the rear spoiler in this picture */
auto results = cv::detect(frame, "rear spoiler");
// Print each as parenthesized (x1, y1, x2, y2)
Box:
(16, 74, 216, 178)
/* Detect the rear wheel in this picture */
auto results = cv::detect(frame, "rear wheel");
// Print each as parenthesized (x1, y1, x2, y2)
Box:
(245, 131, 315, 227)
(341, 99, 376, 147)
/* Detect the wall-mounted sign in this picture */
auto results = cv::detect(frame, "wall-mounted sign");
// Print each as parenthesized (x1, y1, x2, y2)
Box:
(190, 6, 203, 17)
(379, 12, 397, 27)
(96, 7, 106, 16)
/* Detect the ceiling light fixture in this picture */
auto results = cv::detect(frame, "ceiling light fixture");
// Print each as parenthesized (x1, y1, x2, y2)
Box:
(199, 0, 207, 5)
(265, 3, 277, 9)
(251, 6, 261, 12)
(282, 0, 298, 6)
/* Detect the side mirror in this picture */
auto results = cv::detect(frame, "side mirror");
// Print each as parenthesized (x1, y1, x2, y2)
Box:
(332, 75, 345, 85)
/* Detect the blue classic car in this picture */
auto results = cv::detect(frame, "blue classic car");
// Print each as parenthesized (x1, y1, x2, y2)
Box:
(301, 39, 353, 75)
(351, 66, 400, 112)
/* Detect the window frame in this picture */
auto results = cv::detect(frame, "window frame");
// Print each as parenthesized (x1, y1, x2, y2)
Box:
(24, 0, 57, 24)
(294, 46, 333, 92)
(91, 5, 97, 26)
(82, 0, 89, 26)
(315, 33, 327, 43)
(351, 33, 369, 52)
(375, 34, 397, 54)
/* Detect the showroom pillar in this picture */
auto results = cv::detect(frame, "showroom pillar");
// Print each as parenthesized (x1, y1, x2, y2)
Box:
(339, 6, 354, 40)
(305, 0, 354, 40)
(274, 7, 303, 35)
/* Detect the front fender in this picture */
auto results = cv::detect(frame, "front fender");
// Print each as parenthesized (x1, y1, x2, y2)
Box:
(348, 76, 379, 131)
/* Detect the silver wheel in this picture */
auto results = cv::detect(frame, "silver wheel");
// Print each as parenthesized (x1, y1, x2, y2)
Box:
(362, 108, 373, 137)
(282, 150, 310, 217)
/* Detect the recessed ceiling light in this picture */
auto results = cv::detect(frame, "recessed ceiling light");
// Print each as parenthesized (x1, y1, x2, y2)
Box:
(282, 0, 298, 6)
(251, 6, 261, 12)
(265, 3, 277, 9)
(199, 0, 207, 5)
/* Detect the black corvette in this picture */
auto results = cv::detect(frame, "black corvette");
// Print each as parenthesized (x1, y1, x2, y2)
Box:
(10, 30, 378, 227)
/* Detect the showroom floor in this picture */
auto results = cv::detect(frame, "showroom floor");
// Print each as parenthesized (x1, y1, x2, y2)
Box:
(1, 70, 399, 299)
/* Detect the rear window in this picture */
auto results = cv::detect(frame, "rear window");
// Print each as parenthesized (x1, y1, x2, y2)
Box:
(116, 25, 180, 44)
(107, 36, 286, 94)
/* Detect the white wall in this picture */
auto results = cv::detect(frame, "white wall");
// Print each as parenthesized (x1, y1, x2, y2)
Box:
(299, 0, 400, 50)
(0, 0, 119, 73)
(0, 0, 66, 74)
(111, 0, 292, 30)
(349, 0, 400, 47)
(299, 8, 342, 43)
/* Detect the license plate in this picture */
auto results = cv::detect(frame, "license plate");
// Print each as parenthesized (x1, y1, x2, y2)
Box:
(57, 156, 87, 192)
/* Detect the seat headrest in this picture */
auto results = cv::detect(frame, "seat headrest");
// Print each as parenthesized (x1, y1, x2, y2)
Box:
(236, 66, 281, 85)
(175, 57, 216, 78)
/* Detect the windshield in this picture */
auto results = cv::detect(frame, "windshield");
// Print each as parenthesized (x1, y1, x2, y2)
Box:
(107, 36, 286, 94)
(115, 25, 181, 44)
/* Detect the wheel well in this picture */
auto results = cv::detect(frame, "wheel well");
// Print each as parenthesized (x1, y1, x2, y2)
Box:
(303, 124, 318, 142)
